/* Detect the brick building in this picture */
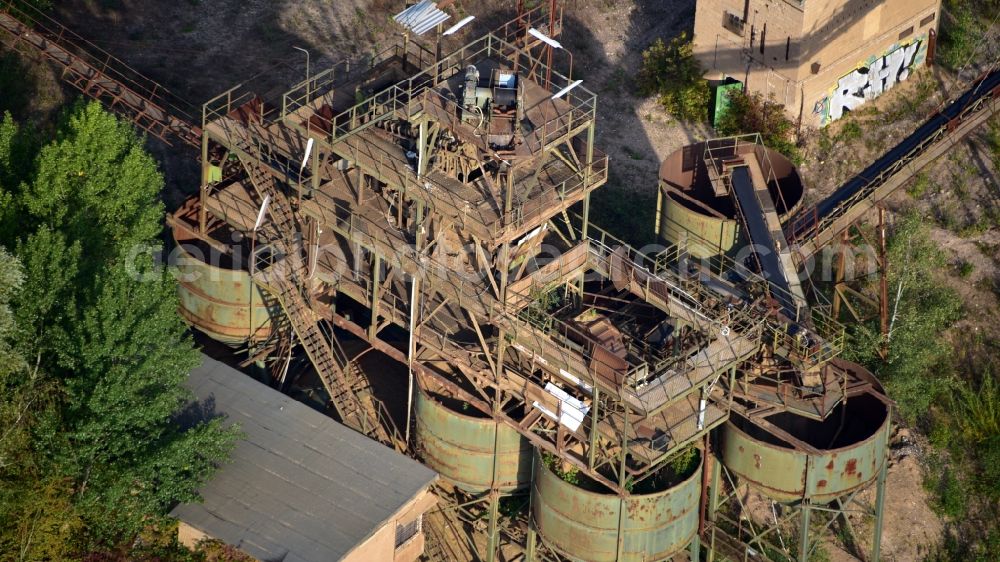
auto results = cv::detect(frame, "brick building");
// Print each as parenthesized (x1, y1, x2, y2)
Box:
(693, 0, 940, 127)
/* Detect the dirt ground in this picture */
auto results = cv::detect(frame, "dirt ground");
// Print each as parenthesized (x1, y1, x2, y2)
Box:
(11, 0, 999, 559)
(38, 0, 712, 206)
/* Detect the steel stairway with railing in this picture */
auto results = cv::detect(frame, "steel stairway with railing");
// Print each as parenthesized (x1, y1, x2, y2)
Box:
(233, 127, 397, 447)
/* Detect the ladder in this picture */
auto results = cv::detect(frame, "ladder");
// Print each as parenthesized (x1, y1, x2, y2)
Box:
(259, 260, 393, 446)
(231, 127, 396, 447)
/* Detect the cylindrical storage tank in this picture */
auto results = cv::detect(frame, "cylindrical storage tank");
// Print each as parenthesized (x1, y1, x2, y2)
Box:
(531, 450, 703, 561)
(414, 382, 532, 493)
(720, 360, 890, 503)
(171, 220, 273, 346)
(657, 139, 805, 259)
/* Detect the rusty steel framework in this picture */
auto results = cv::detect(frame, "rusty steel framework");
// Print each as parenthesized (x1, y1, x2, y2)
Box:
(4, 0, 1000, 559)
(0, 0, 202, 147)
(179, 9, 856, 559)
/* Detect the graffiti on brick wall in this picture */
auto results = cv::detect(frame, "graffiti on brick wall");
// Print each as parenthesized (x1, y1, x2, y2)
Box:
(814, 36, 928, 125)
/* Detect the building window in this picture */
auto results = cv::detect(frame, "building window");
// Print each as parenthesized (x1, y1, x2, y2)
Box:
(811, 62, 821, 75)
(785, 37, 791, 60)
(723, 11, 745, 36)
(899, 26, 914, 40)
(921, 13, 936, 27)
(395, 515, 422, 548)
(760, 23, 767, 54)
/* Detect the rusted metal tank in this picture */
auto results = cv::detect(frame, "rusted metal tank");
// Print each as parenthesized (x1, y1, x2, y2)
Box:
(414, 383, 532, 493)
(531, 450, 702, 561)
(720, 360, 891, 503)
(172, 226, 273, 346)
(657, 139, 804, 258)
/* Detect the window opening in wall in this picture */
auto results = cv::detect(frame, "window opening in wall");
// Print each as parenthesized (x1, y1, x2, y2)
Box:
(750, 25, 756, 50)
(899, 26, 914, 40)
(395, 515, 422, 548)
(920, 13, 936, 26)
(724, 11, 745, 36)
(760, 23, 766, 54)
(785, 36, 791, 60)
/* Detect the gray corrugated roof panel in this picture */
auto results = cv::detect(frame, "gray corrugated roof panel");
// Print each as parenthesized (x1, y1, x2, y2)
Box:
(393, 0, 451, 36)
(170, 355, 437, 562)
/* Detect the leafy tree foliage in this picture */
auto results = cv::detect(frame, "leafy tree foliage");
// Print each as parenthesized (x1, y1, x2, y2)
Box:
(843, 212, 962, 421)
(0, 247, 23, 373)
(0, 101, 237, 557)
(22, 101, 164, 276)
(637, 33, 711, 123)
(716, 90, 802, 163)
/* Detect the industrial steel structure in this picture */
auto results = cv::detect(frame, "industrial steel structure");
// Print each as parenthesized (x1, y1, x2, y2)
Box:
(3, 1, 1000, 560)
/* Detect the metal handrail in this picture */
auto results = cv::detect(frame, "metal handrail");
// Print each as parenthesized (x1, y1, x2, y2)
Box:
(300, 110, 607, 240)
(283, 32, 597, 149)
(651, 214, 846, 363)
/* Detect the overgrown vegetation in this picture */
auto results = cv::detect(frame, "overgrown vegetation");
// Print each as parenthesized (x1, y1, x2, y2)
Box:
(923, 341, 1000, 561)
(716, 90, 802, 163)
(845, 213, 963, 421)
(841, 209, 1000, 559)
(637, 32, 711, 123)
(625, 444, 700, 494)
(937, 0, 997, 70)
(541, 452, 581, 486)
(0, 103, 238, 560)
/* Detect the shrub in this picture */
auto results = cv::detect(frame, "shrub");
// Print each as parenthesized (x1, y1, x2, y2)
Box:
(637, 33, 711, 123)
(938, 0, 982, 70)
(716, 89, 801, 163)
(541, 452, 581, 485)
(906, 172, 932, 198)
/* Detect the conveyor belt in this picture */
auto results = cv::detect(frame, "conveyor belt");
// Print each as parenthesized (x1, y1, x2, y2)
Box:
(0, 1, 201, 147)
(730, 165, 800, 317)
(789, 67, 1000, 249)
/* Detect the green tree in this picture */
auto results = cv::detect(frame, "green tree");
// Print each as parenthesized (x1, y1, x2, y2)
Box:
(717, 90, 801, 163)
(637, 33, 711, 123)
(0, 112, 36, 243)
(0, 241, 78, 561)
(844, 212, 962, 421)
(21, 101, 164, 273)
(0, 102, 238, 554)
(11, 227, 81, 368)
(0, 246, 23, 373)
(60, 256, 238, 542)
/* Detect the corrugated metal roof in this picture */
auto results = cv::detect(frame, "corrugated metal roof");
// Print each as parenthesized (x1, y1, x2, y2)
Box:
(393, 0, 451, 36)
(170, 355, 437, 562)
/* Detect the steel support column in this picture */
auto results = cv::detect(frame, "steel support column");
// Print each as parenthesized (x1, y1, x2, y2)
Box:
(871, 409, 891, 562)
(799, 501, 811, 562)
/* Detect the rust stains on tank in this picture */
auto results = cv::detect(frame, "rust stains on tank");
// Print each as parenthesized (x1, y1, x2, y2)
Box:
(845, 459, 858, 476)
(817, 479, 827, 488)
(826, 460, 835, 470)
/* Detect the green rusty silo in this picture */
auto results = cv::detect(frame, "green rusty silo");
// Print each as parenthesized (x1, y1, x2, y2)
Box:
(172, 220, 273, 347)
(719, 360, 891, 503)
(414, 382, 533, 493)
(656, 139, 805, 259)
(531, 450, 703, 561)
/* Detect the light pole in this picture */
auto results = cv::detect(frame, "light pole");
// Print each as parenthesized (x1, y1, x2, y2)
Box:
(293, 46, 311, 96)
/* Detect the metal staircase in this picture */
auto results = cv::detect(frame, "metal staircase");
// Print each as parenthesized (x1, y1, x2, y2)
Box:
(230, 128, 397, 447)
(253, 245, 396, 446)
